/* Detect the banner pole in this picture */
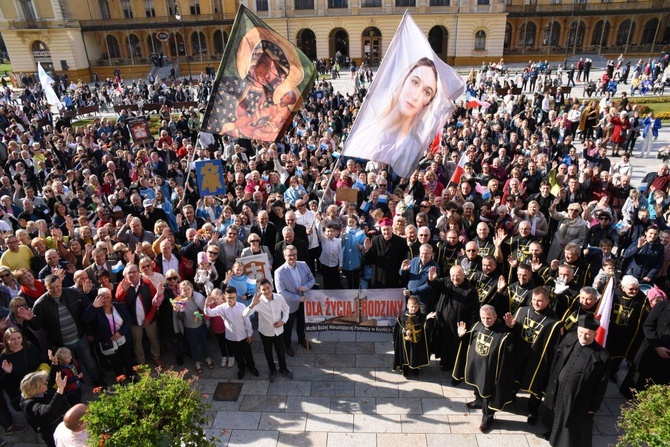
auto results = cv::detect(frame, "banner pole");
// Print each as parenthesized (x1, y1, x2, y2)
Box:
(177, 134, 202, 210)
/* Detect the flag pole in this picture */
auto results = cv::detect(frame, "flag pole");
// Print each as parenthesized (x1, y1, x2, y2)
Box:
(177, 134, 202, 210)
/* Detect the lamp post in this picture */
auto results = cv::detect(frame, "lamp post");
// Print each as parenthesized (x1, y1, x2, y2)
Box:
(174, 2, 192, 81)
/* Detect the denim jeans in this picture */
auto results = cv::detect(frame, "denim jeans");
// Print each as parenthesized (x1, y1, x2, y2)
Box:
(66, 336, 102, 383)
(184, 324, 209, 363)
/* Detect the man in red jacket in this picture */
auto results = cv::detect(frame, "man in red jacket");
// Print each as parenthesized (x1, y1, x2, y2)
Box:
(115, 264, 164, 367)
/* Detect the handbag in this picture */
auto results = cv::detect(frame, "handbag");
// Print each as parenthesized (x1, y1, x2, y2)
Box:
(99, 335, 126, 356)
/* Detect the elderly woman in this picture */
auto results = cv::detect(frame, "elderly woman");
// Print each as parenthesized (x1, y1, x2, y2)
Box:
(157, 269, 188, 366)
(0, 328, 45, 410)
(139, 256, 165, 291)
(15, 268, 46, 307)
(547, 194, 590, 261)
(173, 280, 212, 373)
(82, 287, 135, 379)
(513, 200, 549, 241)
(240, 233, 274, 267)
(0, 267, 20, 298)
(20, 370, 70, 447)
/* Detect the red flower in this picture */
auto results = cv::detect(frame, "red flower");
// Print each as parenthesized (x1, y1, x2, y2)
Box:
(116, 374, 127, 382)
(93, 387, 102, 394)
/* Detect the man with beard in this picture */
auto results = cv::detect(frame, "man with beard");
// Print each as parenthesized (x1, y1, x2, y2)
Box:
(542, 313, 610, 447)
(472, 256, 501, 306)
(561, 287, 599, 334)
(551, 264, 580, 318)
(459, 241, 482, 279)
(551, 243, 595, 289)
(495, 263, 535, 317)
(427, 265, 479, 373)
(473, 222, 494, 258)
(608, 275, 650, 383)
(363, 218, 408, 288)
(504, 287, 562, 425)
(435, 230, 463, 274)
(452, 305, 515, 433)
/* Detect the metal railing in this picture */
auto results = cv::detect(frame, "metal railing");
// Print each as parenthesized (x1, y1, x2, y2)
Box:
(79, 12, 235, 30)
(505, 0, 666, 14)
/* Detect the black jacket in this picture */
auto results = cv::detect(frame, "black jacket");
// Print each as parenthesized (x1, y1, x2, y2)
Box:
(27, 288, 91, 346)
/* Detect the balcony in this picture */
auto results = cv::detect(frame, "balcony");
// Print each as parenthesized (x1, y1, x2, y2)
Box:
(505, 0, 669, 17)
(79, 13, 235, 31)
(7, 18, 46, 29)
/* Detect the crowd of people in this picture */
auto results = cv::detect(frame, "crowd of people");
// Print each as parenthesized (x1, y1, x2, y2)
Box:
(0, 51, 667, 446)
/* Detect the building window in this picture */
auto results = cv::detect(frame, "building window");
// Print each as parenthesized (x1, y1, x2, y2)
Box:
(396, 0, 415, 5)
(362, 0, 381, 5)
(190, 0, 200, 14)
(99, 0, 111, 19)
(328, 0, 348, 7)
(477, 0, 489, 4)
(429, 0, 449, 5)
(295, 0, 314, 9)
(121, 0, 133, 18)
(19, 0, 37, 20)
(475, 30, 486, 50)
(144, 0, 155, 16)
(256, 0, 268, 9)
(212, 0, 221, 13)
(550, 0, 561, 4)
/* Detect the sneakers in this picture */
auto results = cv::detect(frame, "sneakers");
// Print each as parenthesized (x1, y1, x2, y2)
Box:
(5, 424, 27, 435)
(220, 357, 227, 367)
(227, 357, 235, 368)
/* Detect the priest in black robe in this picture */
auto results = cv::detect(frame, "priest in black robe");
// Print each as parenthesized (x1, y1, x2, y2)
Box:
(363, 218, 408, 289)
(620, 288, 670, 398)
(452, 304, 515, 433)
(503, 286, 562, 425)
(542, 313, 611, 447)
(427, 265, 479, 372)
(393, 296, 432, 378)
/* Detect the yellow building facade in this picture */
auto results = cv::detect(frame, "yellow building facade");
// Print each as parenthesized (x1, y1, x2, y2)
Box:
(0, 0, 668, 82)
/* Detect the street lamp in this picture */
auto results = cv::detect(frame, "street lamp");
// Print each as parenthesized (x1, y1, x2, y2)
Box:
(174, 2, 192, 81)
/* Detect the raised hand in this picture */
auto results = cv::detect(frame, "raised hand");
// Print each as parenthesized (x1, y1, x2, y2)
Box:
(400, 259, 411, 271)
(55, 372, 67, 394)
(1, 360, 12, 374)
(503, 312, 516, 328)
(497, 275, 507, 292)
(428, 266, 438, 281)
(457, 321, 467, 337)
(48, 349, 59, 365)
(363, 237, 372, 251)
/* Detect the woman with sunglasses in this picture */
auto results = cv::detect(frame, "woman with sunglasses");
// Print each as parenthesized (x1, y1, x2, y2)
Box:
(156, 269, 187, 366)
(547, 190, 589, 261)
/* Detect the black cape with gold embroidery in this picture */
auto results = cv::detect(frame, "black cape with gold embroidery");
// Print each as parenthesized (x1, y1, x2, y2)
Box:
(452, 321, 515, 411)
(511, 305, 562, 397)
(608, 287, 650, 361)
(393, 311, 431, 370)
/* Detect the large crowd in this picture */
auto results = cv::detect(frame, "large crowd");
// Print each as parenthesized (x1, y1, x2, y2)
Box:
(0, 52, 668, 446)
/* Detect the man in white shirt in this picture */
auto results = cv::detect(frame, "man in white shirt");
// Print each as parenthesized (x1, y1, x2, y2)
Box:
(243, 279, 293, 382)
(205, 287, 259, 380)
(318, 223, 343, 289)
(53, 403, 88, 447)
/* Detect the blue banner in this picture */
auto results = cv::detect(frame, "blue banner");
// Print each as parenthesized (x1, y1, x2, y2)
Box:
(195, 160, 226, 196)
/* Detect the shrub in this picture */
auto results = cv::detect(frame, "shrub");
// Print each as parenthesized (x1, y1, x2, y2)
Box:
(84, 365, 218, 447)
(617, 383, 670, 447)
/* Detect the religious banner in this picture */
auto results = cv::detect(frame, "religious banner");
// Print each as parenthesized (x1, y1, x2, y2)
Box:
(304, 289, 405, 333)
(194, 159, 226, 197)
(201, 5, 316, 142)
(126, 116, 153, 144)
(235, 253, 272, 286)
(341, 12, 464, 178)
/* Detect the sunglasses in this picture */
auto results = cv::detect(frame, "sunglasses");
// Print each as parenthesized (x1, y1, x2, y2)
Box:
(167, 276, 179, 281)
(598, 216, 610, 220)
(207, 251, 219, 255)
(0, 274, 10, 278)
(250, 240, 260, 243)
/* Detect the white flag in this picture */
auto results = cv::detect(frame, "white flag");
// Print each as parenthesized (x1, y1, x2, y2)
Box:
(342, 12, 464, 178)
(37, 62, 64, 110)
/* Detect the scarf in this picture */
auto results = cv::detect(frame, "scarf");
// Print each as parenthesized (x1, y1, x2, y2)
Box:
(20, 281, 46, 300)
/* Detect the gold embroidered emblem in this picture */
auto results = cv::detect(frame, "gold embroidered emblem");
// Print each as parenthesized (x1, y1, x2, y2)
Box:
(613, 303, 632, 326)
(521, 317, 544, 343)
(475, 331, 493, 356)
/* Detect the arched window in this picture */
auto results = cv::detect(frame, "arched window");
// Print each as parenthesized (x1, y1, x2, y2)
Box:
(543, 21, 560, 46)
(567, 21, 585, 48)
(106, 35, 121, 58)
(147, 34, 163, 55)
(213, 30, 227, 54)
(475, 30, 486, 50)
(616, 19, 635, 46)
(519, 22, 537, 47)
(641, 19, 658, 45)
(428, 26, 448, 55)
(504, 22, 512, 49)
(127, 34, 142, 57)
(191, 31, 206, 54)
(591, 20, 611, 46)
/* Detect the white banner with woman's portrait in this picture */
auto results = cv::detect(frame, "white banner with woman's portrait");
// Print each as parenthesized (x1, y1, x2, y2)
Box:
(342, 12, 465, 178)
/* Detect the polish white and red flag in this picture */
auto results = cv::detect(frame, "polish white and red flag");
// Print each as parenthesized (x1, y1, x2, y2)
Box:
(595, 276, 614, 347)
(448, 151, 469, 186)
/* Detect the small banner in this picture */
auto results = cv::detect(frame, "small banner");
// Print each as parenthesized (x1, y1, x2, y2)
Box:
(342, 12, 464, 178)
(194, 159, 226, 196)
(201, 5, 316, 141)
(235, 253, 272, 285)
(126, 116, 154, 144)
(304, 288, 405, 333)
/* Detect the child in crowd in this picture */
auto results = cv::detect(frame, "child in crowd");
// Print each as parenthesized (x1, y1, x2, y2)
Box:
(48, 347, 83, 405)
(393, 296, 433, 379)
(194, 251, 216, 295)
(207, 288, 233, 368)
(204, 287, 258, 380)
(222, 261, 256, 308)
